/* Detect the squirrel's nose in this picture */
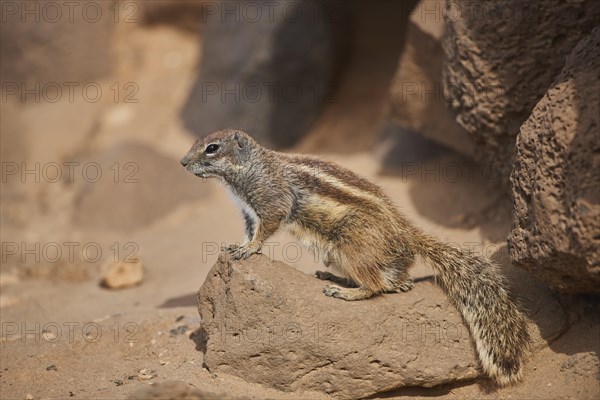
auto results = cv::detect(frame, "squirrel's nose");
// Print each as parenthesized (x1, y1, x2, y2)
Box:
(180, 156, 190, 167)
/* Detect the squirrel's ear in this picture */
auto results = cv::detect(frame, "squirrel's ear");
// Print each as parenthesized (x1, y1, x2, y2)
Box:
(232, 131, 246, 149)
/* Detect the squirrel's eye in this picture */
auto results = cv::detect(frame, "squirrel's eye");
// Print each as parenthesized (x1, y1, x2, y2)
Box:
(205, 144, 219, 154)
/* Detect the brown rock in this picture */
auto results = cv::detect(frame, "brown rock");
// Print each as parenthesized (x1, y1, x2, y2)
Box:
(101, 259, 144, 289)
(442, 0, 600, 185)
(508, 27, 600, 294)
(389, 0, 474, 157)
(197, 254, 480, 399)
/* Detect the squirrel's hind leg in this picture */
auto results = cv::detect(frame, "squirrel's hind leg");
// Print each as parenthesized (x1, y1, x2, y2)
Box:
(385, 257, 415, 293)
(391, 270, 414, 292)
(393, 278, 414, 292)
(323, 285, 376, 301)
(315, 271, 359, 288)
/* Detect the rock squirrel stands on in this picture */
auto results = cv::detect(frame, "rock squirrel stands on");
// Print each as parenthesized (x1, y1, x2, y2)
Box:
(181, 129, 531, 385)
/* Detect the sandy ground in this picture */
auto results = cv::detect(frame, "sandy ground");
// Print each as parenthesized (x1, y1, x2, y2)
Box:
(2, 150, 599, 400)
(1, 23, 599, 400)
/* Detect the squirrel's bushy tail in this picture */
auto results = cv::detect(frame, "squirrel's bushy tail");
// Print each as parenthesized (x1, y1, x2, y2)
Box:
(414, 234, 530, 385)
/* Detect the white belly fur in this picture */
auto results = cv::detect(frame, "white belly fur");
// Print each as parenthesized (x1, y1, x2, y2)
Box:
(222, 184, 259, 244)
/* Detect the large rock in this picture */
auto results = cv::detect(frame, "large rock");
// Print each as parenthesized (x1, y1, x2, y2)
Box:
(388, 0, 474, 157)
(181, 0, 350, 148)
(508, 27, 600, 294)
(442, 0, 600, 185)
(197, 254, 480, 399)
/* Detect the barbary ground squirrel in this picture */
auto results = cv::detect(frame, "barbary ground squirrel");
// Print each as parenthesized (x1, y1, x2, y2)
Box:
(181, 129, 530, 385)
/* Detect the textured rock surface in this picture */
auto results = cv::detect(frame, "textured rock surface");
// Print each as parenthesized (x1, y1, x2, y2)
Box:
(508, 27, 600, 294)
(389, 0, 474, 157)
(197, 254, 480, 399)
(182, 0, 350, 148)
(442, 0, 600, 184)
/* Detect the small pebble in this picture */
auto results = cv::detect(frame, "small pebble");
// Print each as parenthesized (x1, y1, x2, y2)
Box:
(169, 325, 189, 337)
(26, 395, 34, 400)
(113, 380, 123, 386)
(42, 331, 57, 341)
(137, 369, 156, 381)
(100, 259, 143, 289)
(46, 365, 57, 371)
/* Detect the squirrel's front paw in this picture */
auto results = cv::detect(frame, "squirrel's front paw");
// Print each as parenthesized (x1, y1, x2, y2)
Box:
(225, 242, 261, 260)
(223, 244, 240, 253)
(315, 271, 336, 281)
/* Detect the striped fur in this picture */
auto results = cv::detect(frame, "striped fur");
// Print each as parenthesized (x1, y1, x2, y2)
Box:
(181, 129, 531, 385)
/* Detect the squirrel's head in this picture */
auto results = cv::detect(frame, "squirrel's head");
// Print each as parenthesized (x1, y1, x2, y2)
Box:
(180, 129, 256, 178)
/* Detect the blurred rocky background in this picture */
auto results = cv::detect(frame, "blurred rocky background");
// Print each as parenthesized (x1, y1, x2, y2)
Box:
(1, 1, 598, 399)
